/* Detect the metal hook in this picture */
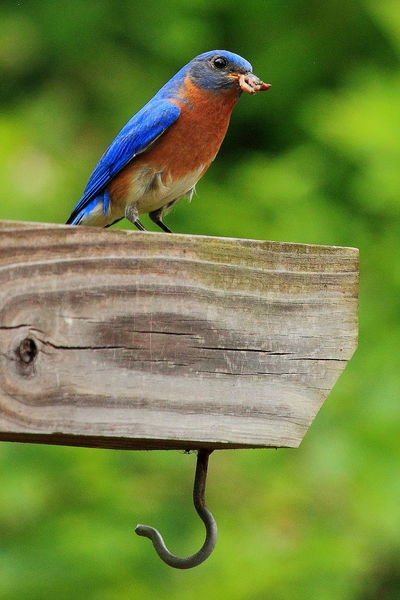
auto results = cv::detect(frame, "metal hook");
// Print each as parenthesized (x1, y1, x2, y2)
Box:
(135, 449, 217, 569)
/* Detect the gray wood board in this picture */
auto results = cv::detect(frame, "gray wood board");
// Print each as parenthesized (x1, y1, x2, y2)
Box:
(0, 220, 358, 449)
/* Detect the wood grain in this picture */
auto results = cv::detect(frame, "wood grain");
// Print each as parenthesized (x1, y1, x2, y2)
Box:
(0, 220, 358, 450)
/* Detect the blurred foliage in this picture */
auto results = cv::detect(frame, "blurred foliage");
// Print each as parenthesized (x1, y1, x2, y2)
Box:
(0, 0, 399, 598)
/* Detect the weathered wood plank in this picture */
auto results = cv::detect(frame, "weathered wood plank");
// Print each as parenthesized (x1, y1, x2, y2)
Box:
(0, 220, 358, 450)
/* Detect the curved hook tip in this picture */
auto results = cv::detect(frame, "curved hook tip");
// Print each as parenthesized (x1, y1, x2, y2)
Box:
(135, 524, 149, 537)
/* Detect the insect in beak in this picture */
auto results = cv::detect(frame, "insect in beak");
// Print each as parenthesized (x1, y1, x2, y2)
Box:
(229, 72, 271, 94)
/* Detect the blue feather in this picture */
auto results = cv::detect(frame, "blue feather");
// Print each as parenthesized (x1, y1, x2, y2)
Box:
(67, 99, 180, 224)
(103, 188, 110, 215)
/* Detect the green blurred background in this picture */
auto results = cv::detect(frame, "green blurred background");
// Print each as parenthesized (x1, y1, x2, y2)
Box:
(1, 1, 399, 598)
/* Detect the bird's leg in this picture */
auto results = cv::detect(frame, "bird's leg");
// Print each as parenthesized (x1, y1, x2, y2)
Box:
(149, 207, 173, 233)
(125, 204, 147, 231)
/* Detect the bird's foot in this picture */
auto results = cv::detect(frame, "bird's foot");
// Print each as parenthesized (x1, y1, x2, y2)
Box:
(125, 205, 147, 231)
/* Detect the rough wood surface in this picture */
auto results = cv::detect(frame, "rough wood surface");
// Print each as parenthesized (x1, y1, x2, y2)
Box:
(0, 220, 358, 450)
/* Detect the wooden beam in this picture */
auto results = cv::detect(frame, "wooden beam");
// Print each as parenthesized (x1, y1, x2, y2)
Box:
(0, 220, 358, 450)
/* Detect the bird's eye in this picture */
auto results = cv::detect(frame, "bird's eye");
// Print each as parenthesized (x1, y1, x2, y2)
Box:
(212, 56, 228, 69)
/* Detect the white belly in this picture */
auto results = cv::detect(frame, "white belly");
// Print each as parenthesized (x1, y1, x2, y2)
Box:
(127, 165, 204, 215)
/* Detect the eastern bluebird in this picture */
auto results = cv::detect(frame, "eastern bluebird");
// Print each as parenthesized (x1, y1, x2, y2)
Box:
(66, 50, 270, 232)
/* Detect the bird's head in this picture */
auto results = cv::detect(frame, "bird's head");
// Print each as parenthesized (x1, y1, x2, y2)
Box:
(187, 50, 271, 95)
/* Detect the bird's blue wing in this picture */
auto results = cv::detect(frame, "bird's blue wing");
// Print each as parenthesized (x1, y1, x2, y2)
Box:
(67, 99, 180, 224)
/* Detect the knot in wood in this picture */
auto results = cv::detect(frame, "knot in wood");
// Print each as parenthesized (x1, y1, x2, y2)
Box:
(17, 338, 38, 365)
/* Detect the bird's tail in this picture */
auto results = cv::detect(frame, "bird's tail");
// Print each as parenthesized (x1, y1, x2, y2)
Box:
(66, 191, 110, 226)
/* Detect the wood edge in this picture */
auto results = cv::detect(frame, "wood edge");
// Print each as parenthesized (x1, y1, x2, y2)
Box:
(0, 219, 360, 256)
(0, 432, 298, 451)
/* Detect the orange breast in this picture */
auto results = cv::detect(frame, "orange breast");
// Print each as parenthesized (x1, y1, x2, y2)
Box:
(137, 78, 238, 177)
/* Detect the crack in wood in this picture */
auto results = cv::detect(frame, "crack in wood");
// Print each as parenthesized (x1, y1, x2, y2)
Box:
(198, 369, 309, 376)
(35, 338, 139, 352)
(0, 324, 32, 331)
(195, 346, 294, 355)
(288, 357, 346, 362)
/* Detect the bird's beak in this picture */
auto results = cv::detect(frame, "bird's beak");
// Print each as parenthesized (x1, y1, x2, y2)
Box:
(229, 72, 271, 95)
